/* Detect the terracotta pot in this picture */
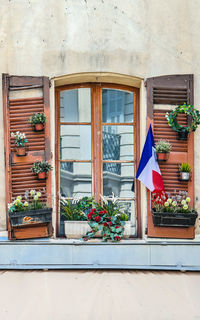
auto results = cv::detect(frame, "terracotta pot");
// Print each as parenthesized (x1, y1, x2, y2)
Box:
(156, 152, 169, 162)
(34, 123, 44, 131)
(16, 147, 26, 156)
(38, 172, 46, 180)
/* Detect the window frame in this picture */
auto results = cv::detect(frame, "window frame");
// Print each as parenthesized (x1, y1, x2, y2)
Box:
(55, 83, 141, 237)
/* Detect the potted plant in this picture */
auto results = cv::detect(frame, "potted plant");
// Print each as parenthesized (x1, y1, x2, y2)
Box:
(8, 189, 52, 227)
(166, 103, 200, 140)
(155, 139, 171, 161)
(179, 163, 192, 181)
(29, 113, 46, 131)
(11, 131, 28, 156)
(31, 161, 53, 179)
(61, 196, 95, 239)
(151, 190, 197, 227)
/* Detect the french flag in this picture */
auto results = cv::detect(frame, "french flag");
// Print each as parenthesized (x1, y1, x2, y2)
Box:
(136, 124, 164, 192)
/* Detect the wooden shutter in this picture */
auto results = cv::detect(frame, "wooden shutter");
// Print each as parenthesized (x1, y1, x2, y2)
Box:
(2, 74, 51, 229)
(146, 74, 195, 238)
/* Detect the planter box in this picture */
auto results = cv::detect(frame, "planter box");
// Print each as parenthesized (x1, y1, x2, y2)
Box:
(152, 210, 198, 227)
(64, 221, 135, 239)
(9, 208, 52, 227)
(10, 222, 53, 240)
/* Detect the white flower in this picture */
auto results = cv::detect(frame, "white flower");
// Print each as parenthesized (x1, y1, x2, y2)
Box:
(186, 197, 191, 203)
(24, 201, 29, 207)
(16, 199, 21, 204)
(34, 195, 39, 201)
(164, 202, 169, 207)
(183, 204, 188, 210)
(8, 203, 12, 209)
(172, 201, 177, 207)
(167, 198, 172, 204)
(37, 192, 41, 198)
(11, 132, 15, 137)
(17, 195, 22, 201)
(181, 200, 186, 205)
(30, 189, 36, 196)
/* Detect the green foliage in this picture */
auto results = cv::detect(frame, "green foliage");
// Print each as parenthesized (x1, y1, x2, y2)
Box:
(11, 131, 28, 147)
(31, 161, 53, 174)
(29, 113, 47, 125)
(155, 139, 171, 153)
(152, 190, 194, 214)
(166, 103, 200, 134)
(60, 196, 95, 221)
(8, 190, 46, 213)
(179, 162, 192, 173)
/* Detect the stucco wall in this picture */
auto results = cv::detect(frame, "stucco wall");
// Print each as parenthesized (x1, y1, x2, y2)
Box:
(0, 0, 200, 234)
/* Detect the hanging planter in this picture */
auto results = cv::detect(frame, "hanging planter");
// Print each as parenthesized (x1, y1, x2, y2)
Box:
(16, 146, 27, 156)
(31, 160, 53, 180)
(179, 163, 192, 181)
(152, 191, 197, 227)
(155, 139, 171, 162)
(11, 131, 28, 157)
(29, 113, 46, 132)
(166, 103, 200, 141)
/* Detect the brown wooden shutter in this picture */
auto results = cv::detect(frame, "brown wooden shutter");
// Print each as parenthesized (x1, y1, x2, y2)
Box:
(2, 74, 51, 228)
(146, 74, 195, 238)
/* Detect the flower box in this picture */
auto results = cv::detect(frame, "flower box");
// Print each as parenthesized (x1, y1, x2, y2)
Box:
(152, 210, 198, 227)
(156, 152, 169, 162)
(9, 208, 52, 227)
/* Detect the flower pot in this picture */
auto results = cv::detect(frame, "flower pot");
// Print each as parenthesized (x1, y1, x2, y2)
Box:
(34, 123, 44, 131)
(9, 208, 52, 227)
(64, 221, 91, 239)
(38, 172, 46, 180)
(123, 221, 136, 239)
(16, 147, 26, 156)
(152, 210, 197, 227)
(179, 172, 190, 181)
(177, 131, 189, 141)
(156, 152, 169, 162)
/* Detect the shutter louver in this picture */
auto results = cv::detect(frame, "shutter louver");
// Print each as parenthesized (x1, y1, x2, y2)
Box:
(146, 74, 195, 239)
(3, 74, 51, 233)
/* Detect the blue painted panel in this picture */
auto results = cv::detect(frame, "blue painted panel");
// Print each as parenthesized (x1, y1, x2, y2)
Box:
(151, 245, 200, 266)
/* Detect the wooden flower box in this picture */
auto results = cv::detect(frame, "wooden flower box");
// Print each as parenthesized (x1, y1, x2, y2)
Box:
(9, 208, 52, 227)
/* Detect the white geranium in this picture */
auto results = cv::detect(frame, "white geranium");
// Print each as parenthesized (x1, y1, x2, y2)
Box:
(186, 197, 191, 203)
(183, 204, 188, 210)
(34, 195, 39, 201)
(167, 198, 172, 204)
(30, 189, 36, 196)
(164, 202, 169, 207)
(24, 201, 29, 207)
(172, 201, 177, 207)
(181, 200, 186, 205)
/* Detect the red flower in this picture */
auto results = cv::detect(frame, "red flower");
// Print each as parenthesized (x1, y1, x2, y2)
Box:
(109, 221, 112, 226)
(114, 236, 121, 241)
(103, 234, 107, 237)
(108, 216, 111, 220)
(83, 237, 88, 241)
(103, 223, 108, 227)
(91, 208, 96, 213)
(115, 226, 119, 229)
(87, 213, 93, 220)
(95, 216, 101, 222)
(99, 210, 104, 215)
(103, 210, 107, 214)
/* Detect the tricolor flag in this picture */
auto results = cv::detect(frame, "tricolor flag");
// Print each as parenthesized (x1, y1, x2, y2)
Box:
(136, 124, 164, 192)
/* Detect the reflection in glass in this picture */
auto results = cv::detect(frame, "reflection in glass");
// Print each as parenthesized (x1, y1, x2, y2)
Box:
(102, 89, 134, 123)
(103, 163, 134, 198)
(60, 162, 92, 198)
(60, 88, 91, 122)
(103, 126, 134, 161)
(60, 125, 91, 160)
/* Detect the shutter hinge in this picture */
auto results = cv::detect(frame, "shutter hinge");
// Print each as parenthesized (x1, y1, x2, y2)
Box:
(144, 80, 147, 87)
(49, 80, 52, 88)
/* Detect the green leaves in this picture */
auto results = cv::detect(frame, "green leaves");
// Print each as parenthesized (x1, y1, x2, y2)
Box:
(165, 104, 200, 134)
(29, 113, 47, 124)
(31, 161, 53, 174)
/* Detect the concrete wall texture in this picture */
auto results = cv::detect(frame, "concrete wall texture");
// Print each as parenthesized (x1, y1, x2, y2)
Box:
(1, 0, 200, 234)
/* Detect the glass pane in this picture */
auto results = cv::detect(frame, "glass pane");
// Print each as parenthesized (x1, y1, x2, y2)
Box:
(60, 88, 91, 122)
(102, 89, 134, 123)
(103, 163, 134, 197)
(60, 162, 92, 198)
(103, 125, 134, 161)
(60, 125, 91, 160)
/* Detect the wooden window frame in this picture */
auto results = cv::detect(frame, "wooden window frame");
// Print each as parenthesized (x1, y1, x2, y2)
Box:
(55, 83, 141, 237)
